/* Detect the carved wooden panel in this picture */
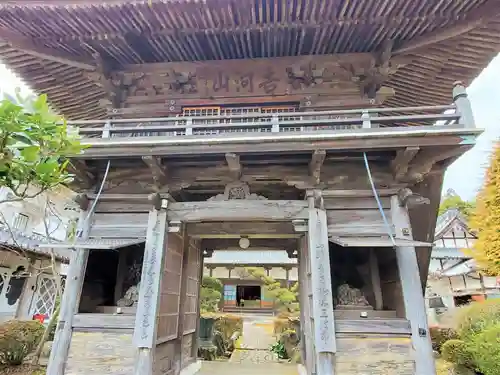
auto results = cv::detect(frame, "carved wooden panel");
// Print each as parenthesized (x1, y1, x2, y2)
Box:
(183, 238, 201, 335)
(89, 213, 148, 238)
(119, 54, 377, 104)
(157, 232, 184, 343)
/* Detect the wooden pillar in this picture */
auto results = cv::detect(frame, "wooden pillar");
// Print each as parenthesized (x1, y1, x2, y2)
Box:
(191, 247, 204, 360)
(284, 266, 291, 288)
(47, 209, 90, 375)
(133, 199, 169, 375)
(308, 201, 336, 375)
(174, 227, 189, 374)
(369, 248, 383, 310)
(390, 195, 436, 375)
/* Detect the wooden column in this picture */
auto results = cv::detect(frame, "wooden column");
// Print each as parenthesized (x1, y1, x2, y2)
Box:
(390, 196, 436, 375)
(174, 227, 189, 374)
(298, 236, 314, 375)
(369, 248, 383, 310)
(308, 204, 336, 375)
(133, 200, 169, 375)
(191, 248, 204, 360)
(47, 209, 90, 375)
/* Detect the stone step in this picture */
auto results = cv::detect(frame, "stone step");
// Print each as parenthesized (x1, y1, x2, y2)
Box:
(223, 307, 275, 315)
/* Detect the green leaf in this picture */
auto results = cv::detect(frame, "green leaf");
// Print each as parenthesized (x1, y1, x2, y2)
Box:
(20, 146, 40, 162)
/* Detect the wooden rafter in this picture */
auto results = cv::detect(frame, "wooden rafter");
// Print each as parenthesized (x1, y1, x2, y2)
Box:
(0, 29, 95, 71)
(394, 0, 500, 55)
(225, 153, 242, 180)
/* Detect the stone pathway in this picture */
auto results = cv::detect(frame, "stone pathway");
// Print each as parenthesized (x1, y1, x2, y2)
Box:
(228, 314, 281, 365)
(198, 361, 299, 375)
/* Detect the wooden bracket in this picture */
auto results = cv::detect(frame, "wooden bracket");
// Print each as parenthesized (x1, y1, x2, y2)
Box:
(73, 194, 90, 211)
(292, 219, 308, 233)
(397, 188, 430, 208)
(225, 153, 242, 180)
(148, 192, 167, 211)
(142, 156, 168, 188)
(168, 220, 182, 233)
(392, 147, 420, 181)
(309, 150, 326, 185)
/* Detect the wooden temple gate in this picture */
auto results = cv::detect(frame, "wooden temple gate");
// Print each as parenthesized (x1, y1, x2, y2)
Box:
(46, 186, 443, 375)
(0, 2, 495, 375)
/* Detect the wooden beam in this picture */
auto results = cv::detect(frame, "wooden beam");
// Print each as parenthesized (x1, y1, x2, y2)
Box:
(67, 160, 96, 190)
(390, 195, 436, 375)
(309, 150, 326, 184)
(369, 248, 383, 311)
(186, 221, 296, 238)
(394, 1, 500, 55)
(0, 29, 95, 70)
(201, 238, 297, 251)
(142, 156, 168, 187)
(168, 200, 309, 222)
(47, 209, 90, 375)
(391, 147, 419, 181)
(225, 153, 241, 180)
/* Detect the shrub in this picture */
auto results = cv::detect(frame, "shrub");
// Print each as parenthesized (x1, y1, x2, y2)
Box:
(273, 317, 299, 336)
(213, 314, 243, 343)
(0, 320, 45, 365)
(454, 299, 500, 338)
(430, 327, 458, 353)
(441, 339, 474, 367)
(467, 323, 500, 375)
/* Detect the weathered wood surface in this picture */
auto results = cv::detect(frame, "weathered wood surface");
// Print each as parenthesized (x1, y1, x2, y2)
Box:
(47, 209, 90, 375)
(109, 53, 386, 107)
(335, 319, 411, 335)
(308, 208, 336, 375)
(90, 213, 148, 238)
(73, 313, 135, 331)
(390, 195, 436, 375)
(79, 128, 480, 159)
(168, 200, 308, 221)
(133, 206, 169, 375)
(186, 221, 297, 238)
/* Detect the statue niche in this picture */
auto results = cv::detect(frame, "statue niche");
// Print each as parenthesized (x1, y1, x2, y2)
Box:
(329, 242, 373, 309)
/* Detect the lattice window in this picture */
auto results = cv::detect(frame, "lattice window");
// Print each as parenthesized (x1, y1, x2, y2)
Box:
(30, 277, 58, 317)
(12, 213, 29, 232)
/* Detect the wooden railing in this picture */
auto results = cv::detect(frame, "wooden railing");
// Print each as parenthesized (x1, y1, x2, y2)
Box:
(69, 84, 475, 141)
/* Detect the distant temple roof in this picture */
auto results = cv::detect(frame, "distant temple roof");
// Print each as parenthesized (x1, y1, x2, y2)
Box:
(0, 1, 499, 118)
(0, 224, 71, 261)
(205, 250, 296, 265)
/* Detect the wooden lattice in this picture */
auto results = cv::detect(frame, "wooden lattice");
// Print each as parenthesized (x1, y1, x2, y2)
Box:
(157, 233, 184, 343)
(183, 238, 201, 335)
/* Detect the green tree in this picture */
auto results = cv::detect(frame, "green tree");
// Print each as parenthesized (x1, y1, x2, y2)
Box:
(245, 267, 299, 315)
(0, 91, 83, 204)
(469, 144, 500, 276)
(439, 194, 475, 219)
(200, 276, 223, 313)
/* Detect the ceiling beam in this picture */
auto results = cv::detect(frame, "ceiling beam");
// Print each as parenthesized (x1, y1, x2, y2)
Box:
(309, 150, 326, 185)
(393, 0, 500, 55)
(0, 29, 96, 70)
(201, 238, 297, 251)
(225, 153, 242, 180)
(187, 221, 296, 238)
(392, 147, 420, 181)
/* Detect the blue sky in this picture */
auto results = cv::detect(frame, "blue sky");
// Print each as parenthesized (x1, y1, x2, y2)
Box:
(1, 53, 499, 201)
